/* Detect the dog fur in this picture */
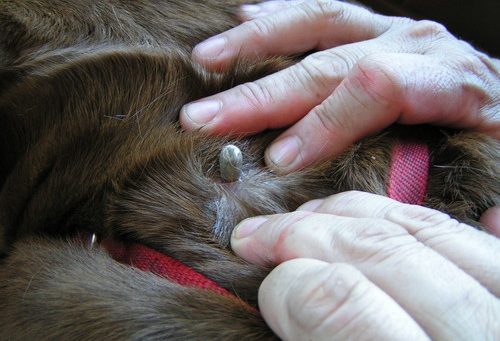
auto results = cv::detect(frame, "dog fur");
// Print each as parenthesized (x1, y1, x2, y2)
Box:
(0, 0, 498, 339)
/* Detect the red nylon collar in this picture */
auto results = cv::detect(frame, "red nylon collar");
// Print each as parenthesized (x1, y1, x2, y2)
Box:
(100, 238, 257, 311)
(100, 140, 429, 301)
(101, 239, 233, 296)
(387, 141, 429, 204)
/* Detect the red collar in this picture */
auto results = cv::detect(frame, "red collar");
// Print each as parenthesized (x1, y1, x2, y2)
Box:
(387, 141, 429, 204)
(98, 140, 429, 303)
(101, 239, 232, 296)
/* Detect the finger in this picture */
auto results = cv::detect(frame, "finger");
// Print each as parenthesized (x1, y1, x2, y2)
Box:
(192, 0, 391, 69)
(239, 1, 305, 20)
(299, 191, 500, 296)
(259, 259, 429, 341)
(181, 39, 391, 135)
(183, 22, 447, 136)
(480, 205, 500, 237)
(179, 60, 331, 135)
(231, 211, 500, 340)
(265, 52, 494, 173)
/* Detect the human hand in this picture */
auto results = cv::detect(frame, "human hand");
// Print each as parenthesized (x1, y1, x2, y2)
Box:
(180, 0, 500, 174)
(230, 191, 500, 340)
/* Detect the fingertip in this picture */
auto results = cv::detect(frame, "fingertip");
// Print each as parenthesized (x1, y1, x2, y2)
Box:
(232, 216, 268, 240)
(179, 99, 222, 130)
(265, 135, 305, 174)
(480, 206, 500, 237)
(264, 124, 342, 174)
(231, 211, 314, 266)
(178, 105, 196, 131)
(191, 36, 233, 70)
(230, 217, 272, 266)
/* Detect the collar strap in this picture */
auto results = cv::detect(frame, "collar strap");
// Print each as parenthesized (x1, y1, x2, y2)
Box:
(101, 238, 233, 296)
(100, 238, 256, 311)
(387, 141, 429, 204)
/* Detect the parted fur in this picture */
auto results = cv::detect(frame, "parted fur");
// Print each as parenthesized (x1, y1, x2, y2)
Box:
(0, 1, 498, 340)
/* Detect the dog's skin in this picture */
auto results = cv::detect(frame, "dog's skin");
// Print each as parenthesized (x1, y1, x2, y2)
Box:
(0, 0, 498, 339)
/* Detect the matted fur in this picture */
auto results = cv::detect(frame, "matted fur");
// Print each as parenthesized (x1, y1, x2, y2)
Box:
(0, 1, 498, 340)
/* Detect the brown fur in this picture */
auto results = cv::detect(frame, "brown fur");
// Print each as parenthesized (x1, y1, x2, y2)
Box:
(0, 1, 498, 339)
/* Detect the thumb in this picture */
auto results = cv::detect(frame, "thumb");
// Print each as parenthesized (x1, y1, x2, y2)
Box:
(259, 259, 427, 341)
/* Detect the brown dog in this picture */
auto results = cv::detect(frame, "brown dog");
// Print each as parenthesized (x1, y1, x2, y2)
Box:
(0, 1, 498, 339)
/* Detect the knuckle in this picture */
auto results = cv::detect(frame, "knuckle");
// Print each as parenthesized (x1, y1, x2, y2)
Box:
(298, 54, 343, 92)
(355, 217, 408, 242)
(287, 263, 369, 335)
(392, 204, 452, 226)
(236, 81, 274, 110)
(308, 0, 345, 22)
(443, 51, 498, 107)
(404, 19, 450, 40)
(390, 16, 416, 28)
(306, 50, 354, 77)
(269, 213, 311, 262)
(310, 103, 347, 137)
(450, 52, 493, 82)
(340, 218, 413, 263)
(240, 18, 274, 43)
(323, 190, 370, 208)
(349, 56, 400, 108)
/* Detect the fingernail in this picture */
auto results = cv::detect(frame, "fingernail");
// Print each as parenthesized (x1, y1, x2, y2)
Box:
(193, 37, 227, 59)
(240, 4, 261, 15)
(297, 199, 324, 212)
(182, 100, 221, 126)
(268, 136, 301, 168)
(233, 217, 268, 239)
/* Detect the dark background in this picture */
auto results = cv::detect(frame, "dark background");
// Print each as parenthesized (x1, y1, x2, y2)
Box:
(360, 0, 499, 56)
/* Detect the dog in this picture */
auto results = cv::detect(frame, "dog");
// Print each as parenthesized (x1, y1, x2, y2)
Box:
(0, 0, 498, 339)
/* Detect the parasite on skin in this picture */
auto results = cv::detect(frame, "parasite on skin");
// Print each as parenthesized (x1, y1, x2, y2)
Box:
(219, 144, 243, 182)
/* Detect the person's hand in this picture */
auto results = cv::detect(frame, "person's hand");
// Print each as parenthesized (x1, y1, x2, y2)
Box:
(230, 191, 500, 340)
(180, 0, 500, 174)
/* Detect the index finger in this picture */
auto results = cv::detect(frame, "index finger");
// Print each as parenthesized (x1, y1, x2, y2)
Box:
(192, 0, 391, 70)
(180, 60, 335, 135)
